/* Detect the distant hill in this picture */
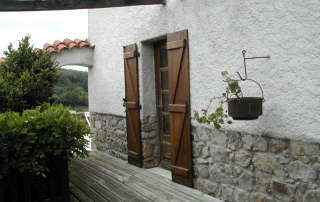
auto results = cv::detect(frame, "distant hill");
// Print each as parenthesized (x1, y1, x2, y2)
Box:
(53, 68, 88, 112)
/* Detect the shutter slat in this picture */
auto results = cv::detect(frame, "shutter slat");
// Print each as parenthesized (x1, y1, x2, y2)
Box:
(166, 39, 186, 50)
(168, 104, 186, 113)
(128, 151, 140, 159)
(126, 102, 138, 109)
(171, 165, 190, 177)
(124, 51, 136, 59)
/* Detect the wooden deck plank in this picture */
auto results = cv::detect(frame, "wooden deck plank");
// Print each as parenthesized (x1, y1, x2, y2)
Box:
(69, 150, 222, 202)
(89, 150, 221, 202)
(69, 192, 80, 202)
(69, 173, 111, 202)
(70, 162, 137, 202)
(69, 182, 94, 202)
(72, 158, 160, 202)
(85, 155, 194, 201)
(69, 167, 123, 202)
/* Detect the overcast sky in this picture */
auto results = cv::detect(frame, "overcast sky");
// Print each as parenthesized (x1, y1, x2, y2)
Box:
(0, 9, 88, 71)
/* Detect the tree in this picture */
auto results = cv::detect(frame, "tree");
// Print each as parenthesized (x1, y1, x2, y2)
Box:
(0, 35, 59, 113)
(53, 68, 88, 109)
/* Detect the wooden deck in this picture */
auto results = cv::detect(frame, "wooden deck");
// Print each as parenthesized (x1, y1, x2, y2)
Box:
(69, 150, 221, 202)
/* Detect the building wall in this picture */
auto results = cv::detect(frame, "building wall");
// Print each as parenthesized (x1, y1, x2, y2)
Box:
(88, 1, 320, 201)
(89, 0, 320, 142)
(192, 124, 320, 202)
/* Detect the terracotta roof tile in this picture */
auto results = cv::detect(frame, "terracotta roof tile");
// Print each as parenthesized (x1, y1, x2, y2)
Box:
(44, 38, 94, 53)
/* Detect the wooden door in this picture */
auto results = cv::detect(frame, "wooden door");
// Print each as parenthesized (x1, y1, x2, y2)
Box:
(154, 40, 171, 170)
(123, 44, 142, 168)
(167, 30, 192, 187)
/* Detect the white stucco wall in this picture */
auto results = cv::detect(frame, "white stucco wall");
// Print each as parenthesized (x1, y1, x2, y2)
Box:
(51, 47, 94, 68)
(88, 0, 320, 142)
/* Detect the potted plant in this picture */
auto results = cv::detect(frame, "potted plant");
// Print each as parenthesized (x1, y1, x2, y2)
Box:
(0, 103, 91, 202)
(193, 71, 263, 129)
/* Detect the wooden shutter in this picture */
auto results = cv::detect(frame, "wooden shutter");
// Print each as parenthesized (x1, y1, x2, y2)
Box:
(123, 44, 142, 168)
(167, 30, 192, 187)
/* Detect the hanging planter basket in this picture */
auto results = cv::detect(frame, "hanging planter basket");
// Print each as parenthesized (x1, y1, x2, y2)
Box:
(227, 97, 263, 120)
(226, 50, 268, 120)
(227, 76, 265, 120)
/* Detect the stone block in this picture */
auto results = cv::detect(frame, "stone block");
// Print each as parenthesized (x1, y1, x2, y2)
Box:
(142, 140, 154, 158)
(313, 163, 320, 172)
(197, 164, 209, 178)
(209, 163, 237, 184)
(303, 190, 320, 202)
(270, 138, 288, 153)
(192, 125, 200, 142)
(278, 156, 290, 165)
(141, 117, 148, 124)
(221, 184, 234, 201)
(252, 153, 286, 177)
(204, 180, 221, 197)
(149, 115, 157, 123)
(256, 171, 270, 193)
(234, 188, 249, 202)
(96, 130, 106, 143)
(233, 166, 244, 177)
(114, 140, 123, 152)
(153, 145, 159, 157)
(272, 180, 296, 201)
(242, 134, 268, 151)
(211, 130, 228, 145)
(144, 159, 155, 168)
(223, 164, 233, 175)
(151, 122, 158, 131)
(296, 182, 308, 200)
(209, 145, 231, 163)
(95, 120, 102, 129)
(287, 161, 317, 182)
(235, 151, 253, 168)
(228, 142, 239, 151)
(152, 136, 159, 145)
(194, 177, 206, 190)
(116, 129, 126, 140)
(301, 156, 310, 164)
(238, 171, 255, 191)
(141, 123, 152, 132)
(291, 141, 320, 156)
(199, 127, 211, 141)
(251, 193, 272, 202)
(192, 142, 204, 157)
(202, 146, 210, 158)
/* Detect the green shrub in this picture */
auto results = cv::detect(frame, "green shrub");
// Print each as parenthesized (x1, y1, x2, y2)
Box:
(0, 103, 91, 179)
(0, 35, 59, 113)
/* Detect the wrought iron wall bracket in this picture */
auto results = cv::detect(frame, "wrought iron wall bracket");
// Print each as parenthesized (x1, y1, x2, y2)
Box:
(237, 50, 270, 81)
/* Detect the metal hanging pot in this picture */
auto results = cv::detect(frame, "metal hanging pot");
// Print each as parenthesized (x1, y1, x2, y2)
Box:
(227, 79, 264, 120)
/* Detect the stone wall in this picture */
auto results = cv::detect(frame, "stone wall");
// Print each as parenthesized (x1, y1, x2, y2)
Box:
(90, 113, 160, 168)
(192, 124, 320, 202)
(141, 115, 160, 168)
(90, 112, 128, 160)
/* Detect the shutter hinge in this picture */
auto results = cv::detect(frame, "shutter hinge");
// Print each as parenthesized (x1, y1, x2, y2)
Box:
(139, 104, 142, 110)
(137, 52, 140, 57)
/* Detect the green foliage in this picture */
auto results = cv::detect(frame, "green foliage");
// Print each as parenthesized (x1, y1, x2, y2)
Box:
(0, 35, 59, 113)
(193, 71, 241, 129)
(0, 103, 91, 179)
(53, 68, 88, 110)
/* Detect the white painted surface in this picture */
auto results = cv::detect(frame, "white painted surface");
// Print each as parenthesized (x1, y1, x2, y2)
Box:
(88, 1, 320, 142)
(51, 46, 94, 68)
